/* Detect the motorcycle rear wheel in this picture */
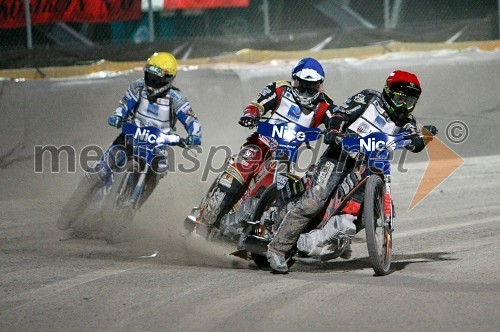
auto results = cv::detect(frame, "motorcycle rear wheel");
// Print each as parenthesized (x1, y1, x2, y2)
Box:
(248, 183, 295, 269)
(363, 175, 392, 276)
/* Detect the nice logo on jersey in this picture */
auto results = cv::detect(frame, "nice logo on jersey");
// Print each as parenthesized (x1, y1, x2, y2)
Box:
(360, 137, 386, 151)
(134, 128, 158, 143)
(271, 125, 306, 142)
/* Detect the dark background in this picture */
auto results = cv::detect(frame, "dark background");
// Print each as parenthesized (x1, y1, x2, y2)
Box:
(1, 0, 498, 69)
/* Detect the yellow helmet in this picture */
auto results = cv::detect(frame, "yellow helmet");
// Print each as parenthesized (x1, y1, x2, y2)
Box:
(145, 52, 178, 77)
(144, 52, 178, 100)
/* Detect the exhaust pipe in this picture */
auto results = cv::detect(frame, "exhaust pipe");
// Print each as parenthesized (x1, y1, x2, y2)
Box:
(184, 215, 197, 232)
(244, 235, 270, 256)
(184, 207, 200, 232)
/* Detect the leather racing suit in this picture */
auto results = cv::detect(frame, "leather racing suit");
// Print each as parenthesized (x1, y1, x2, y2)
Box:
(58, 79, 201, 227)
(102, 79, 201, 196)
(269, 89, 427, 254)
(199, 80, 338, 231)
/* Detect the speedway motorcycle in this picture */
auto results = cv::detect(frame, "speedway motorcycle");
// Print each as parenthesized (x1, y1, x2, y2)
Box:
(239, 131, 427, 276)
(184, 119, 323, 242)
(64, 121, 185, 243)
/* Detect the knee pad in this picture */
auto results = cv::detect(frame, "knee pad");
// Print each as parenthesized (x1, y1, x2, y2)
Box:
(295, 196, 324, 218)
(104, 145, 128, 171)
(218, 166, 245, 194)
(236, 145, 263, 175)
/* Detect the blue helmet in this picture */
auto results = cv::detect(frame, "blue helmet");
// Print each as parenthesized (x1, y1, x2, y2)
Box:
(291, 58, 325, 107)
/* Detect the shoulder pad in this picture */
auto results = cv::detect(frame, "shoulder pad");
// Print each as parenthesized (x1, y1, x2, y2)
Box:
(131, 79, 145, 91)
(361, 89, 381, 99)
(319, 92, 334, 104)
(275, 80, 291, 88)
(168, 86, 187, 103)
(341, 89, 380, 106)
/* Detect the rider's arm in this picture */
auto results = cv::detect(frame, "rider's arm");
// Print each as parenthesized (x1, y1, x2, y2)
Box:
(170, 89, 202, 144)
(327, 90, 375, 132)
(112, 80, 142, 119)
(397, 116, 426, 153)
(311, 92, 337, 128)
(242, 81, 283, 119)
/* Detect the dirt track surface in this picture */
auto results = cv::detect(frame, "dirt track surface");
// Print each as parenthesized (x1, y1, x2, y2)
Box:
(1, 49, 499, 331)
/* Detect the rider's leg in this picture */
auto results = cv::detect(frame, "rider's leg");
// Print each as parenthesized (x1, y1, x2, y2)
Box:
(297, 167, 366, 258)
(137, 155, 168, 209)
(200, 144, 265, 230)
(56, 136, 128, 230)
(297, 214, 356, 256)
(267, 155, 349, 271)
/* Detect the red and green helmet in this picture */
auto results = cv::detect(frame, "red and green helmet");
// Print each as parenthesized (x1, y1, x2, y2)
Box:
(382, 70, 422, 126)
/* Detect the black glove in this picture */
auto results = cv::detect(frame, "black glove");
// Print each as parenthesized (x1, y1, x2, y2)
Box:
(177, 138, 187, 148)
(324, 130, 344, 145)
(423, 125, 438, 136)
(407, 134, 423, 149)
(239, 115, 259, 128)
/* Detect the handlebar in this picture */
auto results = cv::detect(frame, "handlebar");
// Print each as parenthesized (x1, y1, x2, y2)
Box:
(328, 123, 437, 152)
(121, 121, 192, 150)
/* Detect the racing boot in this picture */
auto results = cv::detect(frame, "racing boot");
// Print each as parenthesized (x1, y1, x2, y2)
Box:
(339, 239, 352, 259)
(297, 214, 356, 257)
(266, 246, 288, 274)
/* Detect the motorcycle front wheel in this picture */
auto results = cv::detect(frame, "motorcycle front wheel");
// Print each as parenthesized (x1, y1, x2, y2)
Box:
(363, 175, 392, 276)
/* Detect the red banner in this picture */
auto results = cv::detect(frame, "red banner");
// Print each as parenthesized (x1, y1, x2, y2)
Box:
(0, 0, 141, 29)
(163, 0, 249, 10)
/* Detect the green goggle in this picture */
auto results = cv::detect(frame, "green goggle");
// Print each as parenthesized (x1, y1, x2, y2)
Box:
(144, 65, 164, 77)
(388, 90, 418, 109)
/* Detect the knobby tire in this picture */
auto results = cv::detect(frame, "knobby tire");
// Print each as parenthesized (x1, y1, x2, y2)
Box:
(363, 175, 393, 276)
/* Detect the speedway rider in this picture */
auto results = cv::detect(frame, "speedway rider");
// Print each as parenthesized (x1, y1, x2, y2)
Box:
(267, 70, 438, 273)
(57, 52, 202, 231)
(190, 58, 338, 238)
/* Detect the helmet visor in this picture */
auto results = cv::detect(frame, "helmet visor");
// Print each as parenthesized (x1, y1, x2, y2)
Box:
(388, 90, 418, 110)
(144, 70, 174, 89)
(293, 79, 321, 95)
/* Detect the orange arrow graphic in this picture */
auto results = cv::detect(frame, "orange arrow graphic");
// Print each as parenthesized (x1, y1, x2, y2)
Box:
(409, 128, 464, 210)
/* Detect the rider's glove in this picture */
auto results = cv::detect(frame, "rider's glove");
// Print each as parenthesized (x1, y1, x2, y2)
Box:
(108, 115, 123, 128)
(186, 135, 201, 146)
(423, 125, 438, 136)
(177, 138, 187, 149)
(324, 129, 344, 145)
(156, 133, 181, 145)
(239, 115, 259, 129)
(419, 124, 438, 145)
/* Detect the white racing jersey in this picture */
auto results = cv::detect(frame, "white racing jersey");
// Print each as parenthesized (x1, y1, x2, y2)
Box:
(266, 89, 315, 128)
(113, 79, 201, 138)
(330, 89, 426, 153)
(347, 98, 397, 136)
(260, 87, 317, 148)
